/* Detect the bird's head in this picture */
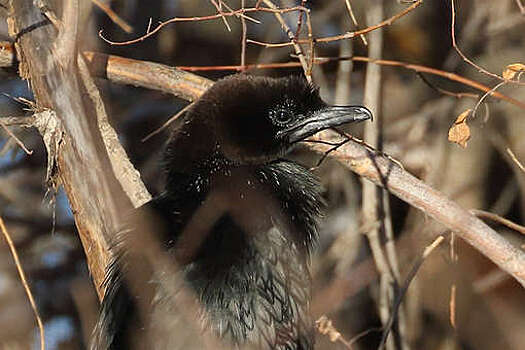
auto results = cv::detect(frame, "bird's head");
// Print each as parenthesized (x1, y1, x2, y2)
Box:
(166, 75, 372, 170)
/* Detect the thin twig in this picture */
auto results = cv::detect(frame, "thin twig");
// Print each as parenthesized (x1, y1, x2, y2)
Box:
(347, 327, 383, 347)
(331, 129, 405, 170)
(35, 0, 61, 28)
(378, 234, 447, 350)
(416, 72, 479, 100)
(450, 0, 498, 80)
(308, 137, 350, 169)
(250, 0, 422, 45)
(345, 57, 525, 109)
(451, 0, 525, 85)
(0, 115, 35, 126)
(304, 6, 314, 78)
(449, 283, 457, 329)
(146, 17, 153, 33)
(91, 0, 133, 33)
(210, 0, 232, 32)
(0, 216, 45, 350)
(246, 38, 296, 48)
(471, 81, 506, 118)
(142, 102, 193, 142)
(506, 148, 525, 173)
(449, 233, 458, 329)
(0, 121, 33, 155)
(294, 0, 307, 40)
(471, 209, 525, 235)
(175, 55, 525, 110)
(261, 0, 311, 81)
(240, 0, 247, 68)
(217, 0, 261, 23)
(344, 0, 368, 46)
(97, 0, 420, 69)
(99, 6, 307, 46)
(301, 138, 349, 147)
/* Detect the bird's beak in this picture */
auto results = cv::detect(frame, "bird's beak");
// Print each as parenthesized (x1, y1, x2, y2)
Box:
(286, 105, 372, 143)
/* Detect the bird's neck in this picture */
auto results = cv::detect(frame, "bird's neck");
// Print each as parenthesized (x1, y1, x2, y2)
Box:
(254, 160, 324, 251)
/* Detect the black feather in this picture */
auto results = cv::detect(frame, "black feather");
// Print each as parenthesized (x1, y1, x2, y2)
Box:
(91, 74, 370, 349)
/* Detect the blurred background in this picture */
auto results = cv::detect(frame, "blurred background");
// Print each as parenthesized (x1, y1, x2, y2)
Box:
(0, 0, 524, 349)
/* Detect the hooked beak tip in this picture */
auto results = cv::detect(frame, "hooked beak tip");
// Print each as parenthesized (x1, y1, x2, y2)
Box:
(354, 106, 373, 122)
(328, 105, 373, 123)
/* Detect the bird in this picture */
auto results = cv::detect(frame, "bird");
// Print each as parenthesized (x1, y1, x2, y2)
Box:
(91, 74, 372, 350)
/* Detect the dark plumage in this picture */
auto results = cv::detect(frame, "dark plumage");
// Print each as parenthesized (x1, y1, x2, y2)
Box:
(91, 74, 371, 350)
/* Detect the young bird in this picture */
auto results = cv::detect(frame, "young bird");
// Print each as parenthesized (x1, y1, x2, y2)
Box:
(92, 74, 371, 350)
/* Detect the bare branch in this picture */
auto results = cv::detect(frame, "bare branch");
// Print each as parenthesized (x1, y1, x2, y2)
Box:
(250, 0, 422, 45)
(0, 121, 33, 155)
(471, 209, 525, 235)
(91, 0, 133, 33)
(98, 6, 307, 46)
(343, 0, 368, 46)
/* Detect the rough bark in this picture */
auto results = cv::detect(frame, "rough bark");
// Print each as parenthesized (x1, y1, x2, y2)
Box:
(8, 0, 133, 298)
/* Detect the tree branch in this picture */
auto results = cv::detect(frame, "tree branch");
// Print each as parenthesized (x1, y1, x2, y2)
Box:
(8, 0, 134, 298)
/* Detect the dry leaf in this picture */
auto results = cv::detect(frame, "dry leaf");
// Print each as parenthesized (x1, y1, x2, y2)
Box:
(502, 63, 525, 80)
(315, 316, 341, 342)
(448, 109, 471, 148)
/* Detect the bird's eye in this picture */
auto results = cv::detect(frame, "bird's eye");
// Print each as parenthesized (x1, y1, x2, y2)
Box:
(270, 108, 294, 126)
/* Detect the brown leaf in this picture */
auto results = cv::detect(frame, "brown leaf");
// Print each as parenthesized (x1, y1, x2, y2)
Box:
(448, 109, 471, 148)
(502, 63, 525, 80)
(315, 316, 341, 342)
